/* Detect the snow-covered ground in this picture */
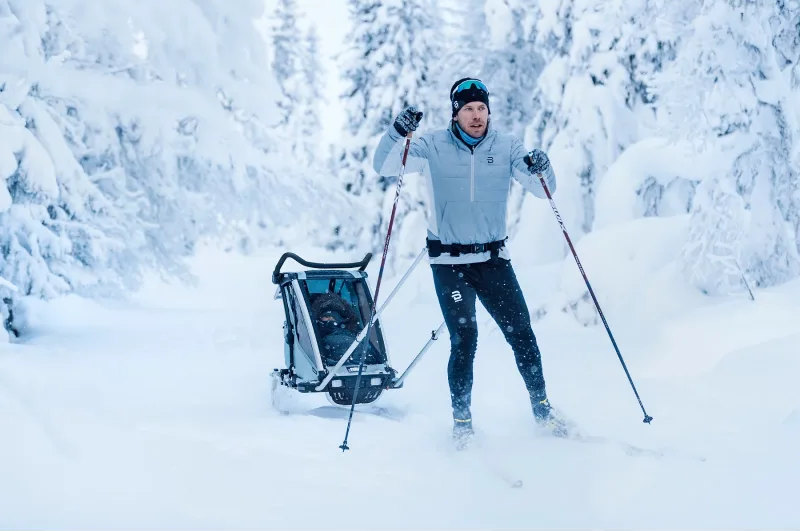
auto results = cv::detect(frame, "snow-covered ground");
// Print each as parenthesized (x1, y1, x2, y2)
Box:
(2, 227, 799, 528)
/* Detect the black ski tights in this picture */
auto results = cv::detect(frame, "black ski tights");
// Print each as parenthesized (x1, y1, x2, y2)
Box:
(431, 257, 547, 420)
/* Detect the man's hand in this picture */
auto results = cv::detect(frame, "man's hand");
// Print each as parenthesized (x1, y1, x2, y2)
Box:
(393, 105, 423, 136)
(524, 149, 550, 174)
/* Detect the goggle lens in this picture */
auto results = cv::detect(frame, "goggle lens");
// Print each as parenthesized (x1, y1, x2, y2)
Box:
(452, 79, 489, 97)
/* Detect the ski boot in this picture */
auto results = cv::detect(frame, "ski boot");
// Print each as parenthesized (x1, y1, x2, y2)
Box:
(532, 397, 570, 438)
(452, 417, 474, 451)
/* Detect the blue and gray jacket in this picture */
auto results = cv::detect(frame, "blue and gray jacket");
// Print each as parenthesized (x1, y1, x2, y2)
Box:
(372, 122, 557, 264)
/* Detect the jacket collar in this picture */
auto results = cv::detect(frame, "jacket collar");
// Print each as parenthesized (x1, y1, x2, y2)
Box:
(449, 120, 494, 152)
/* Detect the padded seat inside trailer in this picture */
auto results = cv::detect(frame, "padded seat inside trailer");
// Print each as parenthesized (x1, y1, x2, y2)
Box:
(303, 278, 384, 366)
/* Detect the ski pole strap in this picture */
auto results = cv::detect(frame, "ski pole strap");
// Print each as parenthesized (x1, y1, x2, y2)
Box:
(426, 238, 507, 258)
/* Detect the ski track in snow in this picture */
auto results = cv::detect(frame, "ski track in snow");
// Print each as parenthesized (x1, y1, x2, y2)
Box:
(1, 248, 799, 528)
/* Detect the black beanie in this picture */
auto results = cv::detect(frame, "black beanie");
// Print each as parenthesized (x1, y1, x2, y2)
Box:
(450, 77, 490, 117)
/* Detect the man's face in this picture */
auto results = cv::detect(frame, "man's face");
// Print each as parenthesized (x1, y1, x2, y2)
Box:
(455, 102, 489, 138)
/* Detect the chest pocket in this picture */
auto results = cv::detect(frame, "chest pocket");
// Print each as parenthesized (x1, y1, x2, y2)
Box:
(473, 153, 509, 202)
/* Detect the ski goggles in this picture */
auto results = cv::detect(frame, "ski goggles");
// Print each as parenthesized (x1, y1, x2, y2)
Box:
(451, 79, 489, 99)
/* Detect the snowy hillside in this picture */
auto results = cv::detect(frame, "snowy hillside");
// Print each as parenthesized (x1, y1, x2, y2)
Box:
(2, 237, 798, 528)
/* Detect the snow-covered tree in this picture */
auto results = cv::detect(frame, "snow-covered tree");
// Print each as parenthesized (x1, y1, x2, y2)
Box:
(682, 175, 748, 295)
(297, 26, 324, 165)
(480, 1, 543, 138)
(657, 0, 800, 291)
(1, 275, 18, 340)
(531, 0, 680, 233)
(337, 0, 447, 257)
(440, 0, 544, 138)
(492, 0, 685, 271)
(271, 0, 301, 125)
(441, 0, 489, 90)
(271, 2, 323, 167)
(0, 0, 348, 339)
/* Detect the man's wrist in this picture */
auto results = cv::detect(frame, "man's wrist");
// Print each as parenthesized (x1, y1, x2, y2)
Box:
(389, 124, 405, 140)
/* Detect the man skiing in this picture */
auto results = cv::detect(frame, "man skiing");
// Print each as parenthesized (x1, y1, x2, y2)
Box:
(372, 78, 566, 446)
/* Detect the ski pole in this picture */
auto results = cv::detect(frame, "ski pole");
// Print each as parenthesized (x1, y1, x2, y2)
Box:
(340, 123, 420, 451)
(533, 170, 653, 424)
(392, 320, 446, 388)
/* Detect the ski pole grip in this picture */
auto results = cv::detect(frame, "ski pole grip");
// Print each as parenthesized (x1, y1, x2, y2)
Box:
(523, 153, 542, 172)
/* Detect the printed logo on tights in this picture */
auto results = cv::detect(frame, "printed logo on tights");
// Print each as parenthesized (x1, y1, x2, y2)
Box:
(451, 290, 463, 303)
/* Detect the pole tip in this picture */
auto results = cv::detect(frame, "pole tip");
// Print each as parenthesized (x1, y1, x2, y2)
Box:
(339, 443, 350, 452)
(643, 415, 653, 424)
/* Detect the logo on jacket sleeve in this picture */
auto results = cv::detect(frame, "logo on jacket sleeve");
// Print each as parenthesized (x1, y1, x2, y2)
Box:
(487, 156, 494, 164)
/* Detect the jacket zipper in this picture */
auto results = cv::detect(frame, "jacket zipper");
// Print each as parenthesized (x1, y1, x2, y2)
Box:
(470, 150, 475, 202)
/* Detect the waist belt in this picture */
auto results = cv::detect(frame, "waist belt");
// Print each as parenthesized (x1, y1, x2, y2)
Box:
(426, 238, 507, 258)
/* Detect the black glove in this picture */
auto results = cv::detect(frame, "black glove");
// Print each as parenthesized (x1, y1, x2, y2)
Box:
(523, 149, 550, 174)
(393, 105, 423, 136)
